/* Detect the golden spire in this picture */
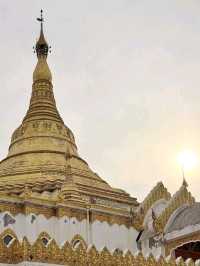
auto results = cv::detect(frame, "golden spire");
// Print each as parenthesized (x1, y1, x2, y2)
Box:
(23, 10, 62, 123)
(3, 11, 78, 178)
(33, 10, 52, 82)
(36, 10, 48, 57)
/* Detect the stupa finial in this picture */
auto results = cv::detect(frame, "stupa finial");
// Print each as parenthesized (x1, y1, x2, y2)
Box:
(33, 10, 51, 58)
(37, 9, 44, 24)
(33, 10, 52, 82)
(182, 177, 188, 188)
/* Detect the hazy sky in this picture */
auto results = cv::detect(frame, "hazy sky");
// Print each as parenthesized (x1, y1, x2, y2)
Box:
(0, 0, 200, 202)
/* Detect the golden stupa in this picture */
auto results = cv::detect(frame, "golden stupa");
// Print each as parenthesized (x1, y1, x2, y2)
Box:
(0, 11, 137, 225)
(1, 11, 198, 265)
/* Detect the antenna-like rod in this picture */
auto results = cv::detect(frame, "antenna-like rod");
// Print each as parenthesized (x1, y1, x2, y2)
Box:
(37, 9, 44, 29)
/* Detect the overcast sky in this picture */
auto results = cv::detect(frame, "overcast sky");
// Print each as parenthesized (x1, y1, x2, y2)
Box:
(1, 0, 200, 202)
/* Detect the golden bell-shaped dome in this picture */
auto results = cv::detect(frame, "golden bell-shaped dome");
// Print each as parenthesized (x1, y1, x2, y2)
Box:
(33, 56, 52, 82)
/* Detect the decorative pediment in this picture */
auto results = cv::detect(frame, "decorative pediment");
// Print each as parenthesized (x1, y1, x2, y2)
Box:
(155, 184, 195, 233)
(133, 182, 171, 230)
(0, 229, 22, 263)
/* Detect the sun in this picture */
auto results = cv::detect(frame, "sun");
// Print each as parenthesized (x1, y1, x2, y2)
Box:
(178, 150, 198, 171)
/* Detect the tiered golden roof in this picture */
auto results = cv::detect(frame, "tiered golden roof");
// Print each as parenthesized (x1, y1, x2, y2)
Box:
(0, 11, 137, 224)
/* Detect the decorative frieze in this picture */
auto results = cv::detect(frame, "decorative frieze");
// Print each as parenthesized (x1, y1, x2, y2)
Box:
(0, 229, 196, 265)
(92, 197, 131, 211)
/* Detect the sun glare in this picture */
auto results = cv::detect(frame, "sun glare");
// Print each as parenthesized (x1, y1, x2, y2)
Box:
(178, 150, 198, 171)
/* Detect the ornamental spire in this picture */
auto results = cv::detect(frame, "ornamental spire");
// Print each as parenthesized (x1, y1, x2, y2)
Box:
(33, 10, 52, 82)
(23, 10, 62, 122)
(34, 10, 50, 58)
